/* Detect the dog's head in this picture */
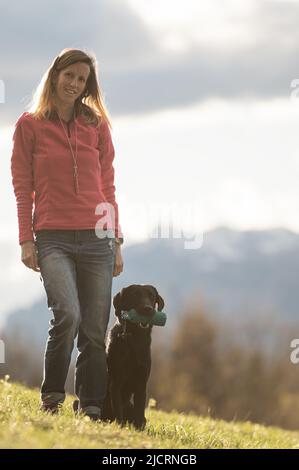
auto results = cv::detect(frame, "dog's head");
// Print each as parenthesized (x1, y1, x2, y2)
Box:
(113, 284, 165, 321)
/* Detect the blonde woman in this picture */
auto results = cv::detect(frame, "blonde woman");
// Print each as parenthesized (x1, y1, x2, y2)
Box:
(11, 48, 124, 420)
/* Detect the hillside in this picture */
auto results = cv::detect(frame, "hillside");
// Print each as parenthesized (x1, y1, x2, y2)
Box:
(0, 378, 299, 449)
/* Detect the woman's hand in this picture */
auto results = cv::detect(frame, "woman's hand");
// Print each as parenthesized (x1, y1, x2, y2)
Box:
(21, 241, 40, 272)
(113, 244, 123, 277)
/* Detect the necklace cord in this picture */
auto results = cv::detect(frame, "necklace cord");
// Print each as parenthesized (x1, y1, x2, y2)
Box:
(58, 113, 79, 195)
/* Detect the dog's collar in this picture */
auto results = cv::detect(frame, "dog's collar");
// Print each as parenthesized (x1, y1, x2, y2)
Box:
(117, 318, 132, 339)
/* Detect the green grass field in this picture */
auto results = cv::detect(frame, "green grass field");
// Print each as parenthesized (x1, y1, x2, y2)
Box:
(1, 377, 299, 449)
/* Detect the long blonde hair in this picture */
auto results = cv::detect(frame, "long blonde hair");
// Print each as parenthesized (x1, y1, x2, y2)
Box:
(28, 48, 112, 128)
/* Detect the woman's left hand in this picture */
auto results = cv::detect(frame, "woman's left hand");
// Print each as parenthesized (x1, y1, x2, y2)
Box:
(113, 244, 124, 277)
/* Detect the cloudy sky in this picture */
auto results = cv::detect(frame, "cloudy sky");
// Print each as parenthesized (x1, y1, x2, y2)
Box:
(1, 0, 299, 319)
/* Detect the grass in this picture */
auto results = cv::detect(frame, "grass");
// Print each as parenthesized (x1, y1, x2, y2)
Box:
(1, 377, 299, 449)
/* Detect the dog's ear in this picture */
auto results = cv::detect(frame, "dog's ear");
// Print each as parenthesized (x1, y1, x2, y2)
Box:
(113, 290, 124, 318)
(151, 287, 165, 312)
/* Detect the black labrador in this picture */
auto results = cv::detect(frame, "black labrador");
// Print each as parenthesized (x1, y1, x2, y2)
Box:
(101, 284, 165, 430)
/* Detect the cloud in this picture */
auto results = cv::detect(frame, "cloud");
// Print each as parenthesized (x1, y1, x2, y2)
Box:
(0, 0, 298, 125)
(0, 0, 158, 124)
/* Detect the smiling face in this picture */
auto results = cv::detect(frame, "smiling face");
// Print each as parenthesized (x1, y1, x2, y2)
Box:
(53, 61, 90, 108)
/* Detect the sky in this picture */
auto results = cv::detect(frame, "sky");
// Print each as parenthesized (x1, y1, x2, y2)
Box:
(0, 0, 299, 319)
(1, 0, 299, 242)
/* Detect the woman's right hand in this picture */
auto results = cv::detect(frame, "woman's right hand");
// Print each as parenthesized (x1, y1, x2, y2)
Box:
(21, 241, 40, 272)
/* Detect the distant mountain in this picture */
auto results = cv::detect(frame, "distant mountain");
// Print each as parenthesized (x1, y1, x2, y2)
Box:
(2, 226, 299, 359)
(116, 226, 299, 324)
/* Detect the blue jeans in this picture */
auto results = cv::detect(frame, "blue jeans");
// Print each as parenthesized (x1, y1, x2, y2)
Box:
(35, 229, 115, 416)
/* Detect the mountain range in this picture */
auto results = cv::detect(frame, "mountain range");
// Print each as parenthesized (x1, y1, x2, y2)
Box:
(2, 226, 299, 352)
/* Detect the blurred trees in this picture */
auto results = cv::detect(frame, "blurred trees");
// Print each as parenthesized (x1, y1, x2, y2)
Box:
(149, 305, 299, 430)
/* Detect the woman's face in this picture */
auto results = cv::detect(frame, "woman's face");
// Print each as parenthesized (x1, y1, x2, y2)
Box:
(54, 61, 90, 106)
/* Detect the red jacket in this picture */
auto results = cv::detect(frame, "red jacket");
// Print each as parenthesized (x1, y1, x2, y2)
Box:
(11, 112, 123, 245)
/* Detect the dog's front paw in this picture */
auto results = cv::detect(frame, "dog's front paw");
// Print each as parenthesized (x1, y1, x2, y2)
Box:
(133, 416, 146, 431)
(115, 416, 126, 428)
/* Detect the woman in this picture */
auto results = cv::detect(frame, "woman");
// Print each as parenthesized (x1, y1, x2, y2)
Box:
(11, 48, 124, 420)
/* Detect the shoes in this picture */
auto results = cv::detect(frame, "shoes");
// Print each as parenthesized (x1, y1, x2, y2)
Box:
(73, 399, 101, 421)
(40, 403, 60, 415)
(73, 399, 79, 414)
(85, 413, 101, 422)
